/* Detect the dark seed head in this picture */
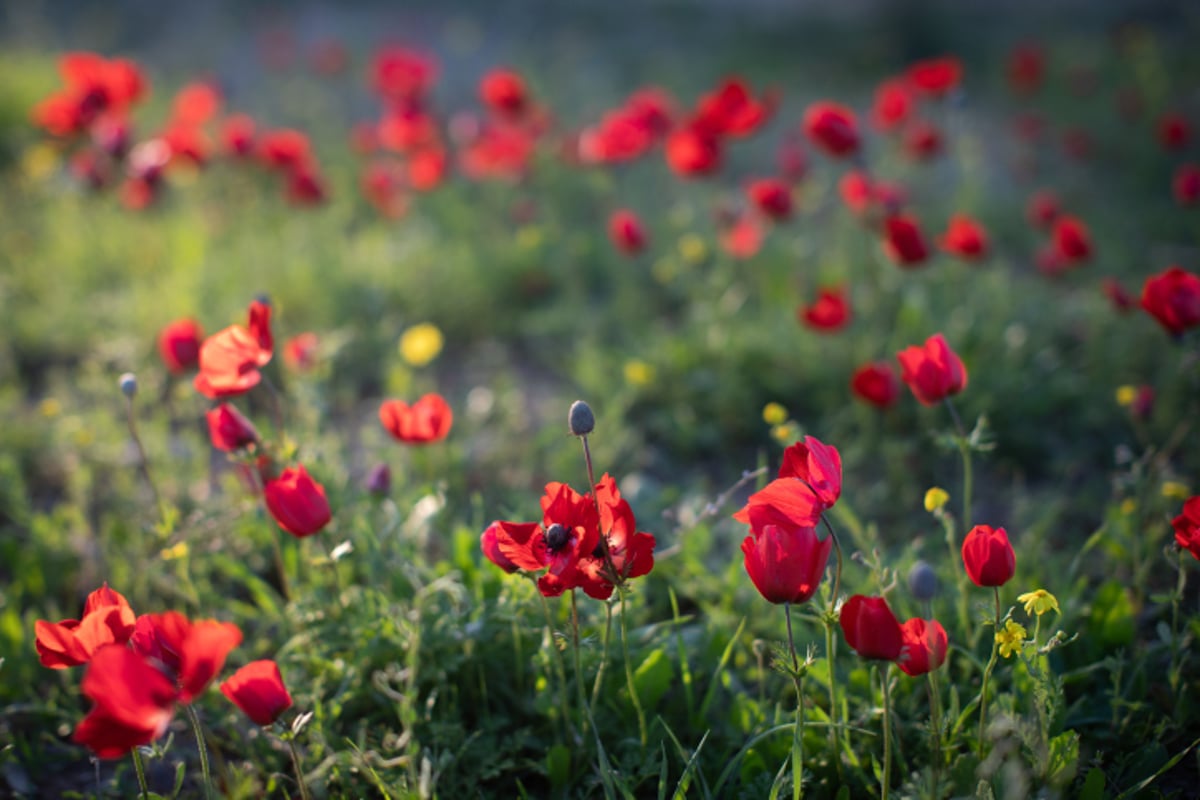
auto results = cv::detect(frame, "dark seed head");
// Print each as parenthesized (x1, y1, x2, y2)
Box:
(907, 560, 939, 601)
(545, 523, 569, 552)
(568, 400, 595, 436)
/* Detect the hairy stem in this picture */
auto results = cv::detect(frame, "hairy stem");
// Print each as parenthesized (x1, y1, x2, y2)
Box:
(185, 704, 213, 800)
(534, 580, 572, 741)
(881, 665, 893, 800)
(591, 599, 614, 712)
(785, 602, 805, 800)
(287, 734, 312, 800)
(619, 587, 648, 745)
(977, 587, 1002, 759)
(130, 747, 150, 799)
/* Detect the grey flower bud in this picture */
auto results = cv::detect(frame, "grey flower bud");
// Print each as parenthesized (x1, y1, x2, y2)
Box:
(908, 560, 939, 601)
(119, 372, 138, 397)
(568, 400, 595, 436)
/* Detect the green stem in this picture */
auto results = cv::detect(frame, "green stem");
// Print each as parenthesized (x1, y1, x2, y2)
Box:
(591, 599, 614, 712)
(785, 602, 805, 800)
(287, 734, 313, 800)
(619, 587, 648, 745)
(570, 590, 590, 740)
(822, 615, 843, 783)
(881, 665, 893, 800)
(272, 533, 292, 603)
(130, 747, 150, 799)
(927, 670, 943, 798)
(1170, 550, 1187, 692)
(977, 587, 1002, 759)
(185, 704, 213, 800)
(535, 580, 572, 741)
(125, 395, 163, 513)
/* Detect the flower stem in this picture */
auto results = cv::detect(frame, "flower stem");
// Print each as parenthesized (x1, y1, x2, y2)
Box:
(185, 704, 213, 800)
(822, 607, 844, 783)
(881, 665, 893, 800)
(977, 587, 1002, 759)
(125, 394, 163, 513)
(287, 734, 313, 800)
(591, 599, 614, 712)
(785, 602, 805, 800)
(130, 747, 150, 799)
(619, 587, 648, 746)
(534, 580, 572, 741)
(1170, 550, 1188, 693)
(271, 533, 292, 603)
(570, 590, 590, 740)
(927, 670, 943, 798)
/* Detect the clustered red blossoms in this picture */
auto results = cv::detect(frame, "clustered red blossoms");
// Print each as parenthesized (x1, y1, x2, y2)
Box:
(380, 393, 454, 444)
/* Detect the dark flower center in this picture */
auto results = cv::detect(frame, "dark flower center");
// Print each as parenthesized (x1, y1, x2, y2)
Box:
(544, 523, 569, 552)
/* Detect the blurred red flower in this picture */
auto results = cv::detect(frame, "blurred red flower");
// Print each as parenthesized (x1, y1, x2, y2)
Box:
(283, 332, 320, 372)
(872, 78, 913, 132)
(572, 474, 656, 600)
(171, 81, 222, 128)
(1006, 43, 1044, 95)
(799, 286, 851, 332)
(480, 68, 529, 118)
(371, 47, 438, 102)
(719, 212, 764, 260)
(938, 214, 989, 261)
(665, 125, 722, 177)
(263, 465, 332, 538)
(35, 585, 136, 669)
(1172, 497, 1200, 561)
(882, 214, 929, 266)
(130, 612, 243, 702)
(380, 393, 453, 444)
(1159, 113, 1191, 152)
(903, 121, 942, 161)
(194, 301, 273, 399)
(1101, 278, 1137, 313)
(907, 56, 962, 97)
(609, 209, 648, 256)
(220, 660, 293, 726)
(73, 644, 177, 759)
(1173, 163, 1200, 206)
(488, 481, 601, 596)
(746, 178, 793, 221)
(1051, 215, 1092, 265)
(897, 333, 967, 406)
(221, 114, 256, 158)
(258, 129, 313, 171)
(734, 436, 842, 530)
(158, 318, 204, 374)
(1141, 266, 1200, 336)
(840, 595, 903, 660)
(803, 101, 860, 158)
(851, 362, 900, 409)
(206, 403, 259, 452)
(741, 516, 832, 605)
(408, 147, 449, 191)
(692, 77, 775, 139)
(1026, 190, 1060, 229)
(776, 137, 808, 183)
(32, 53, 147, 137)
(961, 525, 1016, 587)
(897, 618, 948, 676)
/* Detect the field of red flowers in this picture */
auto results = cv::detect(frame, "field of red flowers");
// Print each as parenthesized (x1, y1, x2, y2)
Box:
(2, 2, 1200, 798)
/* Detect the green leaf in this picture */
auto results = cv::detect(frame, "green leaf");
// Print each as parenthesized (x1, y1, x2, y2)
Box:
(1087, 581, 1134, 647)
(1079, 767, 1105, 800)
(1046, 731, 1079, 788)
(171, 760, 186, 799)
(634, 648, 674, 710)
(546, 743, 570, 790)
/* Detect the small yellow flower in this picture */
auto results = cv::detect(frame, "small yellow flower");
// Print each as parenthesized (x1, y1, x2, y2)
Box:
(995, 619, 1027, 658)
(1163, 481, 1190, 501)
(160, 542, 189, 561)
(771, 423, 795, 444)
(21, 143, 60, 181)
(678, 233, 708, 265)
(399, 323, 444, 367)
(1119, 498, 1137, 516)
(1115, 385, 1137, 407)
(39, 398, 62, 418)
(516, 226, 543, 250)
(1017, 589, 1060, 617)
(623, 359, 655, 387)
(924, 487, 950, 512)
(762, 402, 788, 426)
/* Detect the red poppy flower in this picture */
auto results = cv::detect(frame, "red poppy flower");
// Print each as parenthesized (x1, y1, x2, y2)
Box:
(158, 318, 204, 374)
(938, 214, 989, 261)
(907, 57, 962, 98)
(741, 519, 832, 605)
(897, 618, 948, 676)
(1026, 190, 1060, 229)
(850, 361, 900, 409)
(408, 147, 448, 191)
(371, 47, 438, 102)
(377, 105, 439, 153)
(1130, 385, 1155, 420)
(194, 301, 273, 399)
(283, 332, 319, 372)
(882, 214, 929, 266)
(220, 660, 293, 726)
(130, 612, 244, 703)
(263, 465, 333, 538)
(1007, 43, 1044, 95)
(35, 584, 137, 669)
(719, 212, 764, 260)
(380, 393, 453, 444)
(961, 525, 1016, 588)
(897, 333, 967, 406)
(609, 209, 648, 255)
(171, 81, 221, 128)
(734, 436, 842, 530)
(1173, 163, 1200, 206)
(903, 121, 943, 161)
(285, 165, 327, 206)
(746, 178, 793, 221)
(1051, 215, 1092, 265)
(872, 78, 913, 132)
(258, 129, 313, 171)
(206, 403, 259, 452)
(572, 474, 656, 600)
(74, 644, 177, 759)
(1172, 497, 1200, 561)
(665, 125, 722, 177)
(480, 521, 521, 574)
(799, 286, 851, 332)
(838, 170, 882, 216)
(1141, 266, 1200, 336)
(480, 68, 529, 118)
(491, 482, 601, 596)
(459, 123, 536, 181)
(692, 77, 774, 139)
(1159, 113, 1191, 152)
(1101, 278, 1137, 313)
(32, 53, 147, 138)
(840, 595, 904, 661)
(803, 101, 860, 158)
(221, 114, 256, 158)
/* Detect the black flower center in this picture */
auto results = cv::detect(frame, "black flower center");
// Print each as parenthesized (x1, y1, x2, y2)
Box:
(545, 523, 569, 552)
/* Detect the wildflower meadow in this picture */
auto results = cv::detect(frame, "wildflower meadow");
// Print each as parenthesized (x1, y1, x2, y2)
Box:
(3, 2, 1200, 797)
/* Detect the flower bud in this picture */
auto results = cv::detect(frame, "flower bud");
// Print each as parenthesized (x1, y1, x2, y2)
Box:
(364, 463, 391, 496)
(119, 372, 138, 397)
(907, 560, 939, 601)
(568, 400, 595, 436)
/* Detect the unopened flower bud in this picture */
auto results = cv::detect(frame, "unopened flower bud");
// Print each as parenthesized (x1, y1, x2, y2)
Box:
(908, 560, 939, 601)
(568, 400, 595, 436)
(119, 372, 138, 397)
(364, 463, 391, 496)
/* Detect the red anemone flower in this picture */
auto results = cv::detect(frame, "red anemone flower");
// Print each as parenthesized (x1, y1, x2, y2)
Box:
(609, 209, 648, 255)
(734, 436, 842, 530)
(1026, 190, 1060, 230)
(938, 214, 990, 261)
(130, 611, 243, 703)
(1173, 163, 1200, 206)
(840, 595, 904, 660)
(803, 101, 860, 158)
(872, 78, 913, 132)
(263, 465, 333, 538)
(961, 525, 1016, 588)
(158, 318, 204, 374)
(283, 332, 319, 372)
(903, 121, 943, 161)
(798, 286, 851, 332)
(1101, 278, 1137, 313)
(665, 125, 722, 177)
(1159, 113, 1191, 152)
(907, 57, 962, 97)
(719, 212, 764, 260)
(380, 393, 453, 444)
(1140, 266, 1200, 336)
(480, 68, 529, 118)
(692, 77, 774, 139)
(882, 214, 929, 266)
(74, 644, 177, 759)
(850, 362, 900, 409)
(746, 178, 793, 221)
(1172, 497, 1200, 561)
(206, 403, 259, 452)
(1007, 43, 1044, 95)
(220, 660, 293, 726)
(741, 517, 832, 605)
(897, 333, 968, 406)
(572, 474, 656, 600)
(35, 584, 137, 669)
(221, 114, 256, 158)
(490, 482, 602, 596)
(1051, 215, 1092, 265)
(194, 301, 273, 399)
(897, 618, 948, 676)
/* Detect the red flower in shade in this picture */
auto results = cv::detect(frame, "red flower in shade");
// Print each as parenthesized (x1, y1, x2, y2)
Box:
(285, 165, 327, 206)
(572, 474, 656, 600)
(258, 129, 312, 171)
(371, 47, 438, 102)
(897, 333, 968, 406)
(741, 517, 832, 605)
(480, 522, 521, 574)
(851, 361, 900, 409)
(1129, 385, 1155, 420)
(263, 465, 332, 538)
(220, 660, 293, 726)
(776, 137, 808, 183)
(692, 77, 775, 139)
(1173, 163, 1200, 206)
(719, 212, 765, 260)
(1140, 266, 1200, 336)
(380, 393, 453, 444)
(158, 318, 204, 374)
(609, 209, 648, 255)
(734, 436, 842, 530)
(938, 214, 990, 261)
(897, 618, 948, 676)
(907, 57, 962, 98)
(1172, 497, 1200, 561)
(1159, 113, 1191, 152)
(746, 178, 793, 221)
(361, 161, 408, 218)
(378, 106, 439, 153)
(171, 81, 221, 127)
(35, 584, 136, 669)
(961, 525, 1016, 588)
(283, 332, 319, 372)
(194, 301, 273, 399)
(221, 114, 256, 158)
(1051, 215, 1092, 265)
(665, 125, 722, 177)
(799, 286, 852, 332)
(31, 53, 147, 138)
(882, 214, 930, 266)
(903, 121, 943, 161)
(130, 611, 244, 703)
(1026, 190, 1060, 229)
(840, 595, 904, 661)
(459, 122, 536, 181)
(838, 171, 906, 217)
(872, 78, 913, 132)
(1007, 43, 1044, 95)
(408, 147, 448, 191)
(803, 101, 860, 158)
(480, 68, 529, 118)
(74, 644, 177, 759)
(490, 482, 602, 596)
(1101, 278, 1137, 313)
(206, 403, 259, 452)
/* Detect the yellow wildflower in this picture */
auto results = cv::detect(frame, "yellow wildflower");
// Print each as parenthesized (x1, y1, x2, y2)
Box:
(1115, 385, 1137, 407)
(771, 424, 794, 444)
(1163, 481, 1190, 501)
(995, 619, 1027, 658)
(1017, 589, 1060, 617)
(924, 487, 950, 512)
(623, 360, 655, 387)
(39, 398, 62, 418)
(399, 323, 444, 367)
(1119, 498, 1137, 516)
(762, 402, 788, 426)
(160, 542, 189, 561)
(678, 233, 708, 265)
